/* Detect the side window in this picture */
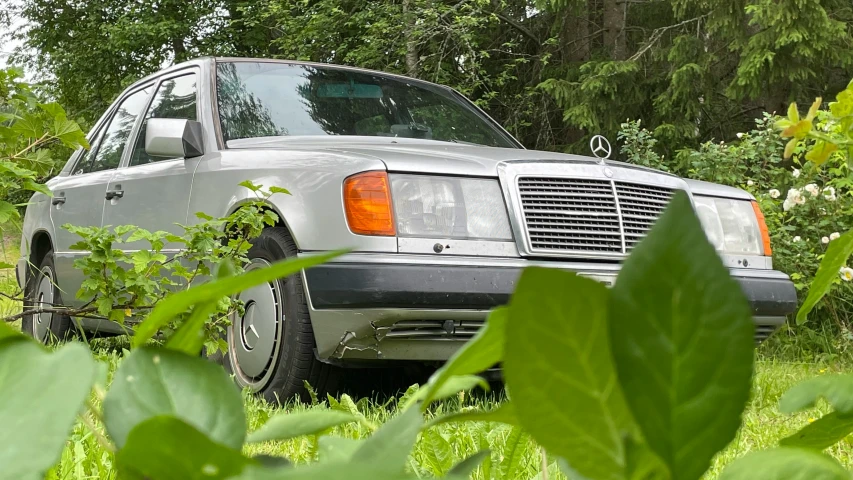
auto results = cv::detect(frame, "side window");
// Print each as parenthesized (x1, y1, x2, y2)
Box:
(71, 128, 106, 175)
(130, 73, 198, 166)
(81, 86, 152, 174)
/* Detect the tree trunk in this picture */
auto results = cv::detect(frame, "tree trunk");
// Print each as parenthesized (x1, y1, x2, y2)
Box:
(402, 0, 419, 77)
(603, 0, 626, 60)
(171, 37, 187, 62)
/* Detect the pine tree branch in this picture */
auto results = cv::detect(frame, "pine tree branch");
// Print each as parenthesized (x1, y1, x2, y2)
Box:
(628, 15, 708, 62)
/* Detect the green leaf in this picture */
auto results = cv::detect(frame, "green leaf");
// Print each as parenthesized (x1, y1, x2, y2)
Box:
(422, 429, 455, 476)
(624, 435, 670, 480)
(239, 180, 262, 192)
(788, 102, 800, 123)
(805, 141, 839, 166)
(164, 300, 219, 356)
(428, 402, 517, 427)
(797, 229, 853, 324)
(780, 412, 853, 451)
(0, 201, 19, 224)
(448, 450, 491, 478)
(117, 416, 253, 480)
(132, 250, 346, 347)
(503, 268, 632, 480)
(130, 250, 152, 273)
(779, 375, 853, 414)
(53, 118, 89, 149)
(247, 410, 358, 444)
(317, 436, 363, 462)
(102, 347, 246, 450)
(608, 191, 754, 480)
(354, 406, 422, 470)
(0, 262, 13, 269)
(21, 179, 51, 196)
(0, 322, 21, 341)
(269, 186, 291, 195)
(0, 341, 98, 480)
(718, 447, 848, 480)
(419, 308, 506, 407)
(38, 102, 66, 119)
(500, 426, 528, 480)
(404, 375, 488, 410)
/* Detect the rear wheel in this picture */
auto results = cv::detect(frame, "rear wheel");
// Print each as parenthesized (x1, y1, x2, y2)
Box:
(22, 251, 73, 343)
(222, 228, 341, 403)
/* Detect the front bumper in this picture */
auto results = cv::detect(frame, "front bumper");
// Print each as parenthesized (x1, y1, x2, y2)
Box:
(303, 254, 797, 362)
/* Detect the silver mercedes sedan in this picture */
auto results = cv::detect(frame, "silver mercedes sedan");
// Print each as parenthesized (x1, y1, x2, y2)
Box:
(17, 57, 796, 401)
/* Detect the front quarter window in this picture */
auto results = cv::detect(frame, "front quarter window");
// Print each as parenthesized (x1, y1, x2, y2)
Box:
(215, 61, 517, 148)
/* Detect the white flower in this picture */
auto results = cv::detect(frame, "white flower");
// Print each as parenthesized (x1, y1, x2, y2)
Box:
(747, 180, 754, 186)
(841, 267, 853, 282)
(804, 183, 820, 197)
(824, 186, 837, 201)
(786, 188, 806, 206)
(831, 232, 841, 241)
(793, 236, 802, 242)
(822, 236, 830, 244)
(769, 189, 781, 199)
(736, 132, 744, 139)
(793, 169, 801, 178)
(783, 199, 793, 211)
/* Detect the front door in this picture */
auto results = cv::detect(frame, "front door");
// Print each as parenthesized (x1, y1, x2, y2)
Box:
(101, 71, 200, 255)
(50, 84, 154, 307)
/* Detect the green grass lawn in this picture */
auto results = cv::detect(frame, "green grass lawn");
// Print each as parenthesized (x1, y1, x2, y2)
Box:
(3, 224, 849, 479)
(38, 348, 853, 480)
(0, 222, 22, 325)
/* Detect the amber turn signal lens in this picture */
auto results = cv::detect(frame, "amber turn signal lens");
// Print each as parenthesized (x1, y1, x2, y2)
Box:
(751, 201, 772, 256)
(343, 171, 396, 236)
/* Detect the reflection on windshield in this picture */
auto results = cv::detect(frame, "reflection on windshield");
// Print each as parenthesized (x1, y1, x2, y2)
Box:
(215, 62, 516, 148)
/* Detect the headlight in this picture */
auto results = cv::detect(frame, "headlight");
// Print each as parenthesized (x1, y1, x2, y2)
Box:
(694, 196, 767, 255)
(390, 174, 513, 240)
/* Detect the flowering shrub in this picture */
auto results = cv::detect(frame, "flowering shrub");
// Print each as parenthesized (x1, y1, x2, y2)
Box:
(619, 115, 853, 330)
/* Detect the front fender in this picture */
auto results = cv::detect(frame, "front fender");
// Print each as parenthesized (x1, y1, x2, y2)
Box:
(188, 149, 396, 253)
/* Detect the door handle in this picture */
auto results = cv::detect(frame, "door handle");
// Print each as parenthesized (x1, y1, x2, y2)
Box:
(51, 195, 66, 205)
(105, 189, 124, 200)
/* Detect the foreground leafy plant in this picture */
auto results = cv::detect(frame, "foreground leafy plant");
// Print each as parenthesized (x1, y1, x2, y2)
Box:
(2, 191, 843, 479)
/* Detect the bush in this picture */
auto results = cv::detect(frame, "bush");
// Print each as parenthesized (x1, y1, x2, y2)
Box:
(619, 115, 853, 335)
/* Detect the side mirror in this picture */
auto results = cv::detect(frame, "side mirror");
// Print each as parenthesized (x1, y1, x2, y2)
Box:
(145, 118, 205, 158)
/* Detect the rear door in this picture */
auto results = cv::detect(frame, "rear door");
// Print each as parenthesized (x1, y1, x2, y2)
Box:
(101, 70, 200, 253)
(50, 84, 154, 306)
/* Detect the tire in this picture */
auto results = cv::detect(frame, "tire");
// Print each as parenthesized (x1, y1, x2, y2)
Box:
(22, 251, 73, 343)
(221, 227, 341, 403)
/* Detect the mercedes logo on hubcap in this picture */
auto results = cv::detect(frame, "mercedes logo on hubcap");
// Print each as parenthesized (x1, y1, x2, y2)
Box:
(241, 301, 260, 351)
(589, 135, 612, 161)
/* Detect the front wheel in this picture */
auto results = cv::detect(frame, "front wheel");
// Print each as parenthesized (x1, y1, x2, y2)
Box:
(221, 228, 340, 403)
(22, 251, 73, 343)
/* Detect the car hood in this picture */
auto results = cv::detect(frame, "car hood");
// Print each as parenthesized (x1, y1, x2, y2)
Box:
(227, 136, 752, 199)
(227, 136, 671, 177)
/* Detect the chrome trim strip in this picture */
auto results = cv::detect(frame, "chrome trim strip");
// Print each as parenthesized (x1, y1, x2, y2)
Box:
(610, 179, 627, 254)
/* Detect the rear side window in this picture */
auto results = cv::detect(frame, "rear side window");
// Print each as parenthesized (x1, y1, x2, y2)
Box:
(129, 73, 198, 166)
(79, 86, 152, 174)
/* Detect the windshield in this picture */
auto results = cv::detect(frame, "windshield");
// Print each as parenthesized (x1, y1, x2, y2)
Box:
(215, 61, 517, 148)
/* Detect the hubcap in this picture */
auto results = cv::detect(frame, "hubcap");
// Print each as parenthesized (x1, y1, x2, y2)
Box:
(33, 267, 54, 342)
(228, 259, 283, 391)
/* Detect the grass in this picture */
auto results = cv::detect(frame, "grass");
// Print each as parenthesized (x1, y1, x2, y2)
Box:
(0, 221, 22, 325)
(34, 347, 853, 480)
(4, 221, 851, 478)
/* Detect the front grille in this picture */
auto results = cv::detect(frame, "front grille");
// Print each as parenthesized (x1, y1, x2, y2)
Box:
(518, 177, 676, 256)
